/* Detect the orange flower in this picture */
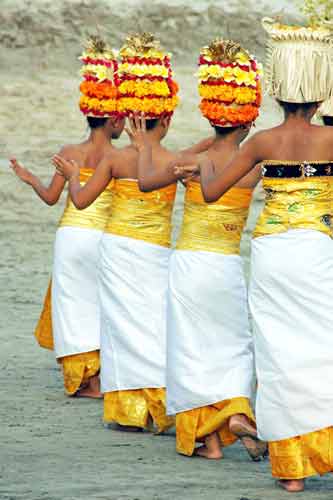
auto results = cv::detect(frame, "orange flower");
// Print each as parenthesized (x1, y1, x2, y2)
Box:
(169, 80, 179, 96)
(200, 100, 259, 125)
(80, 81, 118, 100)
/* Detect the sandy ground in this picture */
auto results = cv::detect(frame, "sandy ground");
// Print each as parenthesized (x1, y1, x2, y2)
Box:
(1, 1, 333, 499)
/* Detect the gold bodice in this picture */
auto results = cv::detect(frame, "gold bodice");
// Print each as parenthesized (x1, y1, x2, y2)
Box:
(105, 179, 177, 247)
(59, 168, 113, 231)
(254, 162, 333, 239)
(176, 181, 253, 255)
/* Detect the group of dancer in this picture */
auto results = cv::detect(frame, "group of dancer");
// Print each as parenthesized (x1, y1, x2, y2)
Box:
(10, 13, 333, 493)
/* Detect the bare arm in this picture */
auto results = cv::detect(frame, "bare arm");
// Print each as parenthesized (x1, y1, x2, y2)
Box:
(126, 115, 183, 192)
(10, 157, 66, 206)
(200, 135, 262, 202)
(52, 155, 113, 209)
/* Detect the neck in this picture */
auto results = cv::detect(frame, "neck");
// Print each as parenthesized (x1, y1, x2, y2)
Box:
(144, 130, 163, 147)
(212, 131, 243, 150)
(283, 112, 312, 126)
(89, 127, 112, 146)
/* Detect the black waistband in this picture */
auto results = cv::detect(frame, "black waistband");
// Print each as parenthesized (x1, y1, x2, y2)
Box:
(262, 162, 333, 178)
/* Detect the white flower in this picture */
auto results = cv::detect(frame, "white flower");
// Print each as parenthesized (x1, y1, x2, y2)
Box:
(303, 163, 317, 177)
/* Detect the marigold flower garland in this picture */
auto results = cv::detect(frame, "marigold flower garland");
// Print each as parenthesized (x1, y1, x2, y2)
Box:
(118, 33, 179, 118)
(79, 36, 122, 118)
(198, 39, 262, 126)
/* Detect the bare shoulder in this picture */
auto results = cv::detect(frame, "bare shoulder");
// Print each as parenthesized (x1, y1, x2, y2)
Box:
(57, 143, 79, 159)
(247, 127, 280, 145)
(157, 146, 180, 166)
(311, 123, 333, 139)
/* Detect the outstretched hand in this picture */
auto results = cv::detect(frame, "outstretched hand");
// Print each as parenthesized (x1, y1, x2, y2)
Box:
(125, 113, 149, 152)
(10, 158, 34, 185)
(52, 155, 79, 180)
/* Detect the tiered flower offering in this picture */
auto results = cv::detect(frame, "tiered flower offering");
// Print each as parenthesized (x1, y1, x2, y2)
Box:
(118, 33, 179, 118)
(198, 39, 262, 126)
(79, 36, 120, 117)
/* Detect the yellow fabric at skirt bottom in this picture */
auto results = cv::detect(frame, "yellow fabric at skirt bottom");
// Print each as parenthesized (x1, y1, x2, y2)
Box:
(34, 280, 54, 350)
(58, 350, 100, 396)
(269, 427, 333, 479)
(176, 397, 255, 456)
(104, 389, 174, 433)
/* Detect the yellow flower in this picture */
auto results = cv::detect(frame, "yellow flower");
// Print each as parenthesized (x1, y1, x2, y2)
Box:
(119, 80, 170, 97)
(234, 87, 257, 104)
(118, 95, 179, 115)
(119, 63, 168, 78)
(235, 51, 250, 65)
(232, 66, 250, 85)
(222, 67, 234, 83)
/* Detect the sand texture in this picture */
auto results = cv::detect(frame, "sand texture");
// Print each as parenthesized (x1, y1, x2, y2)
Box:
(1, 1, 332, 499)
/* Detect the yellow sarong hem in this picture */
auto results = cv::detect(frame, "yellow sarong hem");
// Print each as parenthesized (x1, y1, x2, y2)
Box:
(58, 350, 100, 395)
(176, 397, 255, 456)
(104, 388, 174, 433)
(269, 426, 333, 480)
(34, 280, 54, 350)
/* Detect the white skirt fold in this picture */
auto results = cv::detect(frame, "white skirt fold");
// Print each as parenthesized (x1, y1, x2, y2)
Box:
(100, 234, 171, 393)
(250, 229, 333, 441)
(166, 250, 254, 415)
(52, 226, 103, 358)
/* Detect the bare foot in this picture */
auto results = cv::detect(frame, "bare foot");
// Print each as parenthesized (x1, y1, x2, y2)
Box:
(74, 375, 103, 399)
(229, 414, 268, 461)
(240, 435, 268, 462)
(193, 445, 223, 459)
(277, 479, 305, 493)
(193, 432, 223, 459)
(229, 414, 257, 439)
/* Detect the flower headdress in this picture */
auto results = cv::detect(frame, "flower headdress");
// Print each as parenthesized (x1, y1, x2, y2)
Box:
(263, 17, 333, 103)
(198, 39, 262, 127)
(79, 36, 120, 117)
(117, 32, 179, 118)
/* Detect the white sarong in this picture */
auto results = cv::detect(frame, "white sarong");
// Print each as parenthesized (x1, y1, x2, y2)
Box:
(166, 249, 254, 415)
(250, 229, 333, 441)
(100, 234, 171, 393)
(52, 226, 103, 358)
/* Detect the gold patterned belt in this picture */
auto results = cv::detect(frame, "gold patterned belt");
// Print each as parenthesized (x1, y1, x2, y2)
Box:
(59, 168, 113, 231)
(105, 179, 176, 247)
(176, 182, 252, 255)
(254, 175, 333, 238)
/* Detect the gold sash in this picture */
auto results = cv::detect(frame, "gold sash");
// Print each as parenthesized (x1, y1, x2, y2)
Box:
(176, 182, 252, 255)
(105, 179, 176, 248)
(254, 177, 333, 239)
(59, 168, 113, 230)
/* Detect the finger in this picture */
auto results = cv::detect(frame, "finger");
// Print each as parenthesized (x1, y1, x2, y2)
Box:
(124, 127, 134, 139)
(140, 113, 146, 133)
(52, 157, 63, 169)
(134, 113, 141, 131)
(128, 117, 136, 133)
(55, 166, 64, 175)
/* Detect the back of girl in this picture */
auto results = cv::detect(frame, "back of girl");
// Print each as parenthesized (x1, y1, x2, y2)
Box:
(11, 36, 125, 400)
(195, 18, 333, 493)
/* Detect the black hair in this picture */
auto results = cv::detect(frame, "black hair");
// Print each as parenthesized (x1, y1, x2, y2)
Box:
(213, 125, 240, 136)
(323, 116, 333, 126)
(145, 118, 159, 131)
(277, 100, 319, 116)
(87, 116, 108, 129)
